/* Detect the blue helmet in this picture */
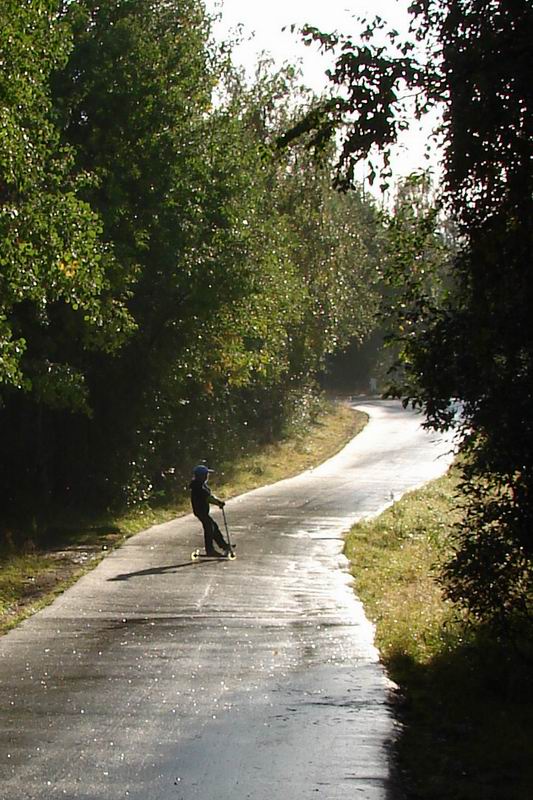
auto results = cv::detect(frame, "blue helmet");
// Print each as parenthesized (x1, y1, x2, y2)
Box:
(193, 464, 212, 480)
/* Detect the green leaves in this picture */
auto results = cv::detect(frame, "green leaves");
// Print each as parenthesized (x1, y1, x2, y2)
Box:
(0, 316, 27, 390)
(0, 0, 133, 404)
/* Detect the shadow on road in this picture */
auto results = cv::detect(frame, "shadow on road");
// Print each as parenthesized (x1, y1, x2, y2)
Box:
(108, 561, 212, 581)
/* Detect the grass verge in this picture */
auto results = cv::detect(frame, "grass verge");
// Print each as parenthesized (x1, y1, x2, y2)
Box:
(344, 471, 533, 800)
(0, 400, 366, 635)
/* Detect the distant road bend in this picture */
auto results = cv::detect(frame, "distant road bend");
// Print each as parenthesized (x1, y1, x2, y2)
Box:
(0, 399, 455, 800)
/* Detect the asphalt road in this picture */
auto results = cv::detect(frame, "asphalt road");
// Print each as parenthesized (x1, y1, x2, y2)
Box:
(0, 400, 455, 800)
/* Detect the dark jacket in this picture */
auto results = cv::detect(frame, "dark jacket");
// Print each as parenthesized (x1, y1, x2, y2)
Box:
(190, 478, 214, 518)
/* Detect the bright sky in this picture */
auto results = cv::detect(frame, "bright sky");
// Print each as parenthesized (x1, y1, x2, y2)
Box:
(205, 0, 440, 189)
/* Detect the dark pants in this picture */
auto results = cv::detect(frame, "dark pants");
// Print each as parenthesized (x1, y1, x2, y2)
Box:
(196, 514, 227, 554)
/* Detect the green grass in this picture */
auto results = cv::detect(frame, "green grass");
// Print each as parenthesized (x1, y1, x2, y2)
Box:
(0, 527, 124, 634)
(0, 400, 366, 635)
(345, 471, 533, 800)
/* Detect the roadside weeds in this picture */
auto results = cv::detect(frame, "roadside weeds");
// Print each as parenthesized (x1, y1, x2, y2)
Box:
(344, 472, 533, 800)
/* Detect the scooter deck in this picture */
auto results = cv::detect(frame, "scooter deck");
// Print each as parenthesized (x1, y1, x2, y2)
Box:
(191, 548, 236, 561)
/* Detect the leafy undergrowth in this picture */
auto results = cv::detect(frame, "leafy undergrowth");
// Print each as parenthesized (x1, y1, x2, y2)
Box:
(0, 400, 366, 635)
(345, 472, 533, 800)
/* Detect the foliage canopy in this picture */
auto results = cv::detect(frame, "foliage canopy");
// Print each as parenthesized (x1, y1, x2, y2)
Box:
(0, 0, 383, 529)
(0, 0, 132, 411)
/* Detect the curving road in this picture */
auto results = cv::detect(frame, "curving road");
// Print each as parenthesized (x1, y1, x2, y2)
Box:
(0, 400, 455, 800)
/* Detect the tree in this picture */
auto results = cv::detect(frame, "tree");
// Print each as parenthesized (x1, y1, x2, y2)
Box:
(0, 0, 385, 530)
(0, 0, 131, 407)
(284, 1, 533, 631)
(0, 0, 133, 524)
(218, 64, 383, 434)
(51, 3, 385, 507)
